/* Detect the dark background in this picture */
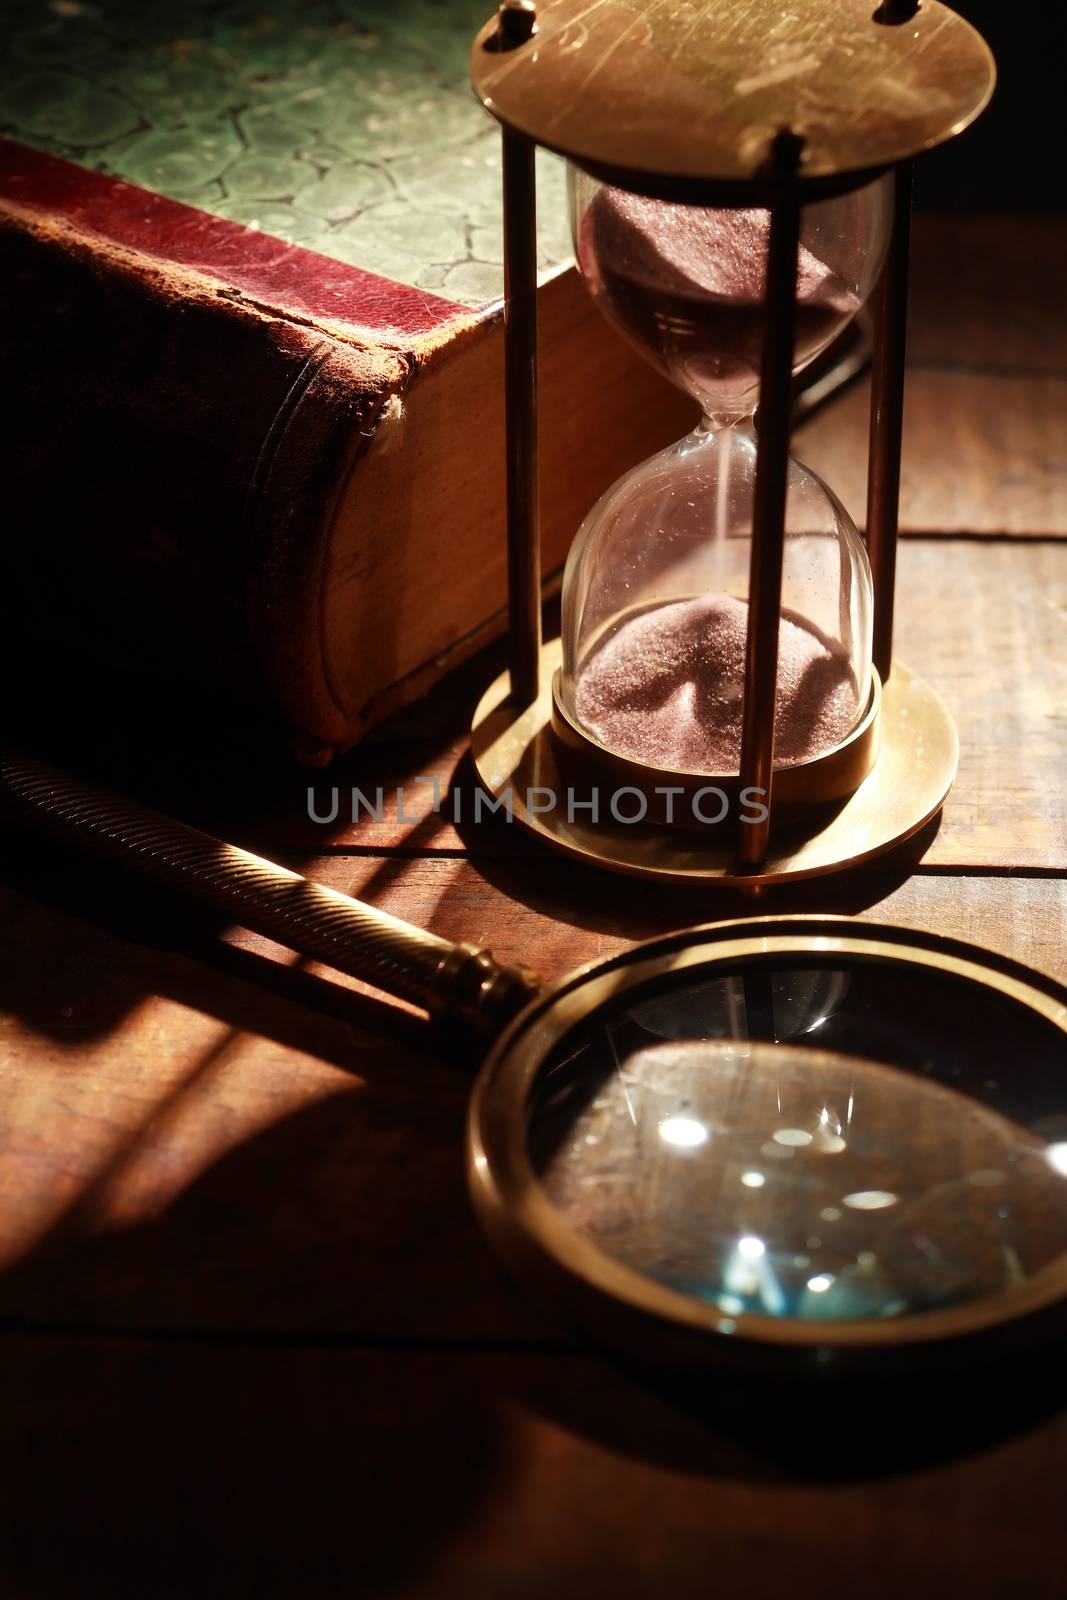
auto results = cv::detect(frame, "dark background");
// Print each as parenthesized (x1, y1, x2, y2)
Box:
(916, 1, 1066, 211)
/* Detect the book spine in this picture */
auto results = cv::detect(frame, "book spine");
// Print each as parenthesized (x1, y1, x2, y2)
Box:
(0, 194, 413, 760)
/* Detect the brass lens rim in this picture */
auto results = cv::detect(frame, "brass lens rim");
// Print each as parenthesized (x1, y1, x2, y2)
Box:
(467, 915, 1067, 1364)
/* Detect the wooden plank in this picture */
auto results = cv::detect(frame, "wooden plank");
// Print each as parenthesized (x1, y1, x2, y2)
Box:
(796, 370, 1067, 537)
(907, 213, 1067, 373)
(0, 1332, 1066, 1599)
(797, 213, 1067, 538)
(322, 853, 1067, 984)
(0, 873, 506, 1345)
(261, 541, 1067, 872)
(7, 544, 1060, 873)
(0, 215, 1063, 1600)
(0, 865, 1063, 1343)
(896, 542, 1067, 869)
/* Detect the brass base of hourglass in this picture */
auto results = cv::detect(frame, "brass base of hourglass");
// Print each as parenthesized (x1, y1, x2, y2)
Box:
(470, 639, 958, 886)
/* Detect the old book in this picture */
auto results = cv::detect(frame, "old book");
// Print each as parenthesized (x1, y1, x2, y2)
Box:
(0, 0, 692, 762)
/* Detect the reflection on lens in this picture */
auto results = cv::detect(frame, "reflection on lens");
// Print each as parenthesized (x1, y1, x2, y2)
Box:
(531, 1039, 1067, 1323)
(659, 1115, 709, 1149)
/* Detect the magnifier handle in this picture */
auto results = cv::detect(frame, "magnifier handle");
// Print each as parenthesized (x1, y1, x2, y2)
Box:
(0, 749, 540, 1043)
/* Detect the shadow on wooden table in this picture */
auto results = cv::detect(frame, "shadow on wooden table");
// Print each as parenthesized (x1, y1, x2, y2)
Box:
(448, 743, 942, 938)
(504, 1338, 1067, 1485)
(4, 1114, 1066, 1583)
(0, 862, 518, 1595)
(0, 1329, 516, 1599)
(0, 826, 433, 1055)
(1, 692, 1064, 1594)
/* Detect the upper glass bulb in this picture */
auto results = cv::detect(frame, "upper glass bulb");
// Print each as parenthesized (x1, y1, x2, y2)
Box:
(569, 168, 891, 419)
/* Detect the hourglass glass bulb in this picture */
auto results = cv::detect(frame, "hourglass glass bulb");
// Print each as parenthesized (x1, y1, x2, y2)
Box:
(556, 173, 889, 780)
(576, 189, 857, 419)
(569, 168, 889, 418)
(561, 429, 871, 775)
(558, 173, 888, 781)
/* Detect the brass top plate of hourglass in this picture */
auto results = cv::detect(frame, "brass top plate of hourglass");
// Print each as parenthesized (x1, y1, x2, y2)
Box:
(473, 0, 995, 199)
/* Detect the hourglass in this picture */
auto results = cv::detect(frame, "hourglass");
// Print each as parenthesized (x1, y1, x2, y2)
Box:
(469, 0, 995, 883)
(556, 172, 887, 834)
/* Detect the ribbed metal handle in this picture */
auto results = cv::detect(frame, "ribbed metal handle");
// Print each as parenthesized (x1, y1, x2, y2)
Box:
(0, 749, 541, 1043)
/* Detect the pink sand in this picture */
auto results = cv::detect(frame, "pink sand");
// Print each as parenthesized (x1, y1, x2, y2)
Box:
(587, 192, 855, 313)
(575, 595, 858, 773)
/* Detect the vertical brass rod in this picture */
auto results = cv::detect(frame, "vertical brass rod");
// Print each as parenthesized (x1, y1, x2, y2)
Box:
(501, 127, 541, 707)
(737, 186, 802, 866)
(866, 161, 913, 683)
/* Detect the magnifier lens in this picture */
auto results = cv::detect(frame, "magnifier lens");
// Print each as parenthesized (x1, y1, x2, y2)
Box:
(527, 959, 1067, 1326)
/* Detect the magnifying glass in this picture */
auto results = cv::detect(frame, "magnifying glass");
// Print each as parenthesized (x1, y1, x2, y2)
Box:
(3, 748, 1066, 1372)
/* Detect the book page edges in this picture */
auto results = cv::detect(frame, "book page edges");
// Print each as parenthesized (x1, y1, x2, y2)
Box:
(304, 267, 696, 760)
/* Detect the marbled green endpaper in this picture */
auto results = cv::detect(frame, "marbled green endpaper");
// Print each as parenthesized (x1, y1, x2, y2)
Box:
(0, 0, 571, 306)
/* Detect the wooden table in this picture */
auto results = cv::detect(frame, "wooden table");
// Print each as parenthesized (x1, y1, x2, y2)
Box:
(1, 215, 1065, 1597)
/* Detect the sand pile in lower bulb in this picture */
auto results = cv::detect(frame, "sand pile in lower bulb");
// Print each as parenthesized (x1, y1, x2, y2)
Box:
(575, 595, 857, 774)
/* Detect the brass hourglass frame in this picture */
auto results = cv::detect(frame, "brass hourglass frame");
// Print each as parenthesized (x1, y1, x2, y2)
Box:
(468, 0, 995, 885)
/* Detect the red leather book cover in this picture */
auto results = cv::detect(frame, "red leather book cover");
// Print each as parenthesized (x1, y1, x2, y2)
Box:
(0, 2, 691, 759)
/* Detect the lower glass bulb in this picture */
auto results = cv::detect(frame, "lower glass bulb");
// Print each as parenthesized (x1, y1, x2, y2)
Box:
(559, 424, 873, 777)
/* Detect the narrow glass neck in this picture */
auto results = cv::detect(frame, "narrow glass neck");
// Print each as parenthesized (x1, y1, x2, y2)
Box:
(698, 412, 756, 436)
